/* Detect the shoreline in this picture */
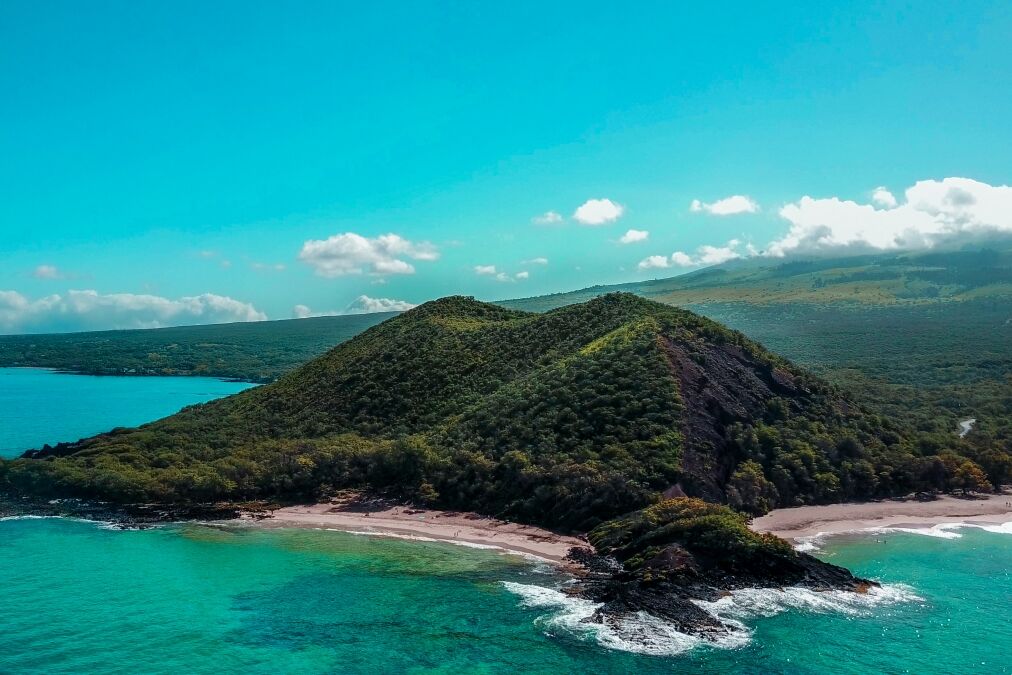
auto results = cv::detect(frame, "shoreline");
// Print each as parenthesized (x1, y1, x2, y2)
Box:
(241, 500, 589, 567)
(751, 492, 1012, 542)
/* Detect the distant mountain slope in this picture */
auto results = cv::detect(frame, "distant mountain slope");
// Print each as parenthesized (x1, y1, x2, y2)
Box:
(7, 294, 993, 533)
(0, 312, 395, 382)
(503, 247, 1012, 312)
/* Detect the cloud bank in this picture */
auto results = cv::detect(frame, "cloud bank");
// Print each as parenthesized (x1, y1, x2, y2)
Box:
(768, 177, 1012, 257)
(0, 290, 266, 334)
(640, 178, 1011, 274)
(299, 233, 439, 277)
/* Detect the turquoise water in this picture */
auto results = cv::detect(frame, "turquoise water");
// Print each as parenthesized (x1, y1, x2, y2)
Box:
(0, 519, 1009, 673)
(0, 368, 254, 457)
(1, 369, 1010, 673)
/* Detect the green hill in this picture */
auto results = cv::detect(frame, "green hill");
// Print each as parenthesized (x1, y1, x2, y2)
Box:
(3, 249, 1007, 388)
(3, 294, 1003, 532)
(2, 247, 1009, 449)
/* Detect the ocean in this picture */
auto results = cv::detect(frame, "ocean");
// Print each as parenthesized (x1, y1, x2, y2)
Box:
(0, 368, 254, 458)
(1, 369, 1009, 673)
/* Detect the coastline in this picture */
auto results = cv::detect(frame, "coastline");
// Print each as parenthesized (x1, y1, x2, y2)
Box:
(241, 500, 589, 566)
(751, 492, 1012, 541)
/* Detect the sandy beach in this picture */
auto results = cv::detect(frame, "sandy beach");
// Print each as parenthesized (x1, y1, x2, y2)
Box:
(243, 498, 588, 564)
(752, 492, 1012, 541)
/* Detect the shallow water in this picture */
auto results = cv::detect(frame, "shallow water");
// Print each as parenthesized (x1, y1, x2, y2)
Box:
(0, 368, 253, 457)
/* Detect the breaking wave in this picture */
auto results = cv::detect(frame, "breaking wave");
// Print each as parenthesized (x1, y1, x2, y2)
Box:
(500, 581, 746, 656)
(501, 581, 920, 656)
(792, 519, 1012, 551)
(694, 584, 923, 620)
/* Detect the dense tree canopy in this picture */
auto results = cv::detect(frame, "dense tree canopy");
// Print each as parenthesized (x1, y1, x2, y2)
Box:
(2, 293, 1005, 533)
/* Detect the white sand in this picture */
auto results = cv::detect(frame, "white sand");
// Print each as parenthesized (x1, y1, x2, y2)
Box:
(244, 500, 588, 564)
(751, 492, 1012, 540)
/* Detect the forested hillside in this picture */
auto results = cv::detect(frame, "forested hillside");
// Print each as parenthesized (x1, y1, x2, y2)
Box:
(3, 295, 1006, 532)
(2, 247, 1009, 473)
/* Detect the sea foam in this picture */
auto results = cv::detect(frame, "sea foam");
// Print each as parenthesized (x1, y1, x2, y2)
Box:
(792, 519, 1012, 551)
(694, 584, 923, 620)
(499, 581, 741, 656)
(501, 580, 919, 656)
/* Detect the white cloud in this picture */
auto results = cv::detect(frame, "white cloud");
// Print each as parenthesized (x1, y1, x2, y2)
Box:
(618, 229, 649, 244)
(299, 233, 439, 277)
(523, 257, 549, 265)
(690, 195, 759, 216)
(670, 252, 694, 267)
(475, 265, 524, 282)
(532, 210, 563, 225)
(293, 295, 416, 319)
(0, 290, 266, 334)
(639, 239, 746, 271)
(573, 198, 625, 225)
(637, 255, 671, 271)
(696, 244, 742, 265)
(871, 186, 898, 208)
(345, 295, 417, 314)
(33, 265, 62, 280)
(768, 177, 1012, 257)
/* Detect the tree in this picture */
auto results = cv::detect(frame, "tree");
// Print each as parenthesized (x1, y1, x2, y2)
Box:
(726, 461, 779, 515)
(952, 460, 992, 495)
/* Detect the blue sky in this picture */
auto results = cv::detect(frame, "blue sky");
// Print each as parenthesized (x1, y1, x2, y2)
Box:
(2, 1, 1011, 332)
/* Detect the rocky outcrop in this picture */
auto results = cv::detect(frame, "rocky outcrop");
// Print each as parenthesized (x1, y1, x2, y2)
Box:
(569, 498, 876, 636)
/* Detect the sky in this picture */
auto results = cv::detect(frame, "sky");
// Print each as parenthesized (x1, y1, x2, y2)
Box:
(2, 0, 1012, 333)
